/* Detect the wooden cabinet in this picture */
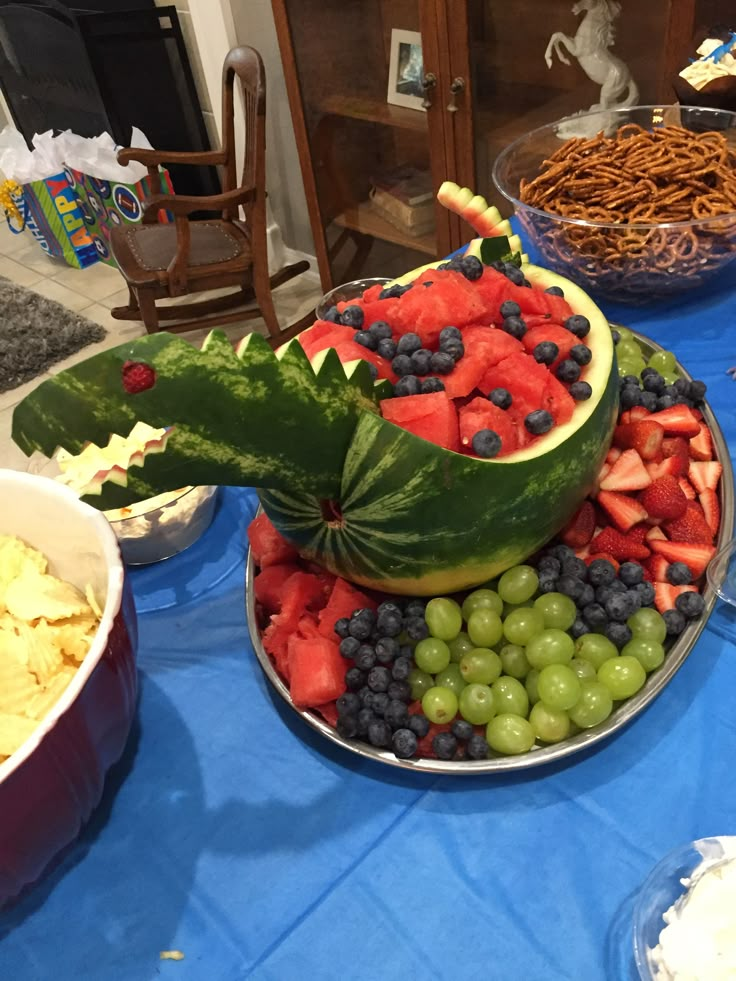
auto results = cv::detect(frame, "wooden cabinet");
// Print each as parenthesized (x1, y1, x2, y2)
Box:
(273, 0, 717, 292)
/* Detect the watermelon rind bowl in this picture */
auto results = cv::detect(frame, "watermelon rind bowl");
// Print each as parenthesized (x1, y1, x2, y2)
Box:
(245, 330, 733, 774)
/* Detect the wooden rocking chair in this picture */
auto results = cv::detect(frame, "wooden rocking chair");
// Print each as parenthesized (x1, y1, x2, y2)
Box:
(109, 46, 312, 345)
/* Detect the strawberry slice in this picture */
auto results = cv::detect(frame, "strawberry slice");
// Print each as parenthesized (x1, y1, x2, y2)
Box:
(645, 554, 671, 582)
(596, 491, 648, 532)
(698, 489, 721, 537)
(589, 527, 650, 561)
(560, 500, 596, 548)
(689, 424, 714, 461)
(645, 525, 667, 542)
(606, 446, 622, 465)
(688, 460, 723, 493)
(613, 419, 664, 460)
(647, 405, 701, 437)
(678, 477, 697, 501)
(627, 524, 650, 545)
(639, 475, 688, 521)
(654, 582, 698, 614)
(663, 501, 714, 545)
(645, 457, 686, 481)
(598, 449, 652, 492)
(619, 406, 651, 425)
(649, 540, 716, 578)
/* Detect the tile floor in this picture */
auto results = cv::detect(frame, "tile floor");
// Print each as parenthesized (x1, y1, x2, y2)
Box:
(0, 221, 323, 471)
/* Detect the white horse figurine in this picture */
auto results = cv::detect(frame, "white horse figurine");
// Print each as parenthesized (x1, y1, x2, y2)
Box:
(545, 0, 639, 136)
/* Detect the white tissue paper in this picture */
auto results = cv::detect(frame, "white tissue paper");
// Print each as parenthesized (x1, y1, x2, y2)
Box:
(56, 127, 154, 183)
(0, 126, 63, 183)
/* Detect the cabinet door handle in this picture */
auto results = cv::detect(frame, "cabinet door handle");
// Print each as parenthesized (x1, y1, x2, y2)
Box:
(421, 72, 437, 109)
(447, 76, 465, 112)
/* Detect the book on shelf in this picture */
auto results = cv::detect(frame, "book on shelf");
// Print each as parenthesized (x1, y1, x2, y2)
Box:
(369, 165, 434, 207)
(368, 190, 436, 238)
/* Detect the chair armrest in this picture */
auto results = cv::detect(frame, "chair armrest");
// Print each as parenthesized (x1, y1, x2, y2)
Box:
(141, 187, 255, 220)
(117, 147, 227, 168)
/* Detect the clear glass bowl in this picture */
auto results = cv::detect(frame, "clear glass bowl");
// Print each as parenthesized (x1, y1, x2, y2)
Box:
(492, 105, 736, 304)
(706, 539, 736, 606)
(315, 277, 391, 320)
(105, 485, 219, 566)
(633, 836, 736, 980)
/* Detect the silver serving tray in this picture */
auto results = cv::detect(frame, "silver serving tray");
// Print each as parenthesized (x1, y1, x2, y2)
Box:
(245, 329, 734, 774)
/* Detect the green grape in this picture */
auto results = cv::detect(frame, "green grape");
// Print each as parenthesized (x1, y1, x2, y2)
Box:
(491, 676, 529, 717)
(435, 663, 467, 697)
(425, 597, 463, 641)
(467, 608, 504, 649)
(525, 628, 575, 670)
(409, 668, 434, 701)
(617, 360, 638, 379)
(497, 565, 539, 605)
(486, 714, 536, 755)
(621, 638, 665, 672)
(627, 608, 667, 644)
(661, 370, 679, 386)
(533, 593, 577, 631)
(537, 664, 582, 711)
(461, 588, 503, 621)
(448, 631, 475, 663)
(648, 349, 676, 374)
(499, 643, 532, 680)
(503, 607, 545, 647)
(421, 686, 458, 724)
(414, 637, 451, 675)
(568, 680, 613, 728)
(574, 632, 618, 670)
(529, 701, 571, 743)
(502, 601, 536, 618)
(597, 655, 647, 699)
(616, 339, 641, 361)
(458, 683, 497, 725)
(570, 657, 597, 681)
(525, 668, 541, 705)
(459, 647, 502, 685)
(629, 357, 647, 378)
(614, 325, 633, 342)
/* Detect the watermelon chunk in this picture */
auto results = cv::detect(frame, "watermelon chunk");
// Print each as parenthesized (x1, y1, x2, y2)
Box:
(458, 397, 518, 456)
(248, 513, 300, 568)
(391, 270, 488, 347)
(318, 577, 377, 638)
(330, 341, 397, 383)
(544, 292, 574, 323)
(253, 562, 302, 614)
(288, 634, 347, 707)
(299, 322, 357, 359)
(522, 323, 581, 367)
(381, 391, 461, 452)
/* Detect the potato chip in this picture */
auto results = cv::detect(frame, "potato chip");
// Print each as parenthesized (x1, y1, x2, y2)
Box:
(0, 535, 47, 611)
(0, 712, 38, 759)
(0, 657, 39, 715)
(22, 620, 64, 683)
(6, 570, 91, 622)
(24, 666, 76, 722)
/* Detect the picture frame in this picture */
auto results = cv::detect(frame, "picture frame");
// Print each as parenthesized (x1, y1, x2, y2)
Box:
(387, 29, 425, 111)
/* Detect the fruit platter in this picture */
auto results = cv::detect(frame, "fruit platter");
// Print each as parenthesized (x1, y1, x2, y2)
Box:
(10, 182, 734, 774)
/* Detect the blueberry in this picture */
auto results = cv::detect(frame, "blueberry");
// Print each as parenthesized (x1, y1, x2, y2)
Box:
(394, 375, 422, 397)
(570, 344, 592, 366)
(336, 692, 361, 717)
(405, 600, 426, 617)
(367, 666, 391, 692)
(502, 315, 527, 339)
(489, 387, 512, 409)
(367, 719, 393, 748)
(377, 337, 397, 359)
(411, 348, 433, 376)
(472, 429, 502, 458)
(408, 714, 430, 738)
(384, 698, 410, 730)
(605, 621, 632, 649)
(583, 602, 608, 630)
(533, 341, 559, 365)
(322, 305, 341, 324)
(405, 616, 429, 641)
(433, 732, 458, 760)
(392, 353, 414, 377)
(525, 410, 554, 435)
(461, 255, 484, 280)
(430, 351, 455, 375)
(339, 636, 361, 659)
(549, 544, 575, 562)
(378, 283, 411, 299)
(341, 305, 364, 328)
(396, 332, 422, 356)
(663, 608, 686, 636)
(619, 375, 641, 388)
(635, 581, 656, 606)
(392, 728, 418, 758)
(392, 656, 412, 681)
(376, 607, 403, 636)
(503, 263, 525, 286)
(344, 667, 366, 691)
(570, 618, 590, 639)
(667, 562, 693, 585)
(372, 692, 390, 716)
(618, 562, 644, 586)
(557, 574, 585, 602)
(354, 645, 377, 671)
(451, 719, 474, 741)
(605, 594, 632, 622)
(538, 555, 561, 577)
(349, 607, 375, 637)
(375, 637, 400, 664)
(354, 330, 377, 351)
(443, 341, 465, 362)
(356, 707, 376, 735)
(565, 314, 590, 338)
(545, 285, 565, 297)
(577, 583, 595, 609)
(557, 359, 581, 384)
(688, 380, 707, 402)
(570, 381, 593, 402)
(465, 733, 489, 759)
(657, 395, 676, 411)
(620, 386, 643, 409)
(588, 558, 617, 586)
(337, 715, 359, 739)
(500, 300, 522, 319)
(334, 617, 350, 639)
(640, 391, 658, 412)
(561, 556, 588, 580)
(538, 575, 559, 594)
(387, 680, 412, 702)
(439, 326, 462, 344)
(642, 373, 665, 395)
(368, 320, 393, 340)
(674, 378, 691, 396)
(358, 686, 374, 708)
(596, 584, 615, 607)
(675, 591, 705, 618)
(421, 377, 445, 394)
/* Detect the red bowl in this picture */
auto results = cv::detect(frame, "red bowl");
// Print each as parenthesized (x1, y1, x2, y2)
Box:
(0, 470, 138, 908)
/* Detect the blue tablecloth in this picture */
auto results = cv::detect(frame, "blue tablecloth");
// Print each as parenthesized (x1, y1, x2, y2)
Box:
(2, 271, 736, 981)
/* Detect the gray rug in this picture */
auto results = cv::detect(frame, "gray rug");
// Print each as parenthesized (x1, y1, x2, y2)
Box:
(0, 277, 107, 394)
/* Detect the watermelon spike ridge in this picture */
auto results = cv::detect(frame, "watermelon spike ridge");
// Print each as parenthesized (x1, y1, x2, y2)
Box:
(437, 180, 508, 239)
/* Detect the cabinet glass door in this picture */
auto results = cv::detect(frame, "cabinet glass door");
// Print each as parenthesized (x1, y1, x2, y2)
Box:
(449, 0, 698, 216)
(278, 0, 451, 290)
